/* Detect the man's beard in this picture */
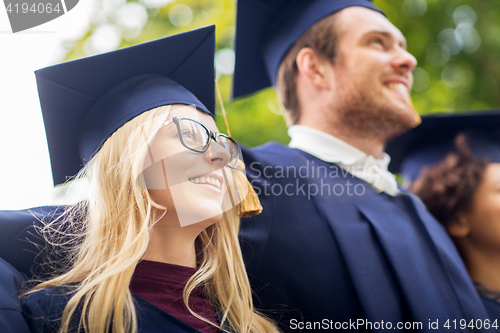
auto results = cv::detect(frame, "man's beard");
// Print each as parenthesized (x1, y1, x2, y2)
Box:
(334, 83, 418, 144)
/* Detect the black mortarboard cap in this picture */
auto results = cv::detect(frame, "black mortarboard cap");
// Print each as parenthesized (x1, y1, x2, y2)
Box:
(232, 0, 383, 98)
(386, 111, 500, 184)
(35, 25, 216, 185)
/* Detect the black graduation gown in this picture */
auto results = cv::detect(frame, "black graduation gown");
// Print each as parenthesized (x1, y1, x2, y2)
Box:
(21, 287, 206, 333)
(240, 142, 494, 332)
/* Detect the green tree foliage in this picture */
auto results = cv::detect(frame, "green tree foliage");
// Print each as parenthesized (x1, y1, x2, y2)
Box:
(379, 0, 500, 116)
(64, 0, 500, 148)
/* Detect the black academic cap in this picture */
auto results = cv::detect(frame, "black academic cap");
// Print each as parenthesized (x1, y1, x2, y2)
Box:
(232, 0, 383, 98)
(35, 25, 216, 186)
(386, 111, 500, 184)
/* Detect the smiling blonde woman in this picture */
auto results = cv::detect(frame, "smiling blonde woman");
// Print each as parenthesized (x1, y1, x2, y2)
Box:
(20, 26, 279, 333)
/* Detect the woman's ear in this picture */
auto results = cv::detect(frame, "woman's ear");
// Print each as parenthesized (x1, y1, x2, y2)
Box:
(447, 214, 471, 238)
(295, 47, 331, 90)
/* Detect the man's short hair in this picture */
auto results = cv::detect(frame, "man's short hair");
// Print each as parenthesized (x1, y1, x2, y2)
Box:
(276, 13, 339, 124)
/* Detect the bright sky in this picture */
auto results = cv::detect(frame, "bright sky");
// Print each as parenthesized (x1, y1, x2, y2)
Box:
(0, 0, 96, 209)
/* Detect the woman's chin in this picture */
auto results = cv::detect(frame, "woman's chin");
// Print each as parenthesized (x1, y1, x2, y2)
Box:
(175, 207, 223, 227)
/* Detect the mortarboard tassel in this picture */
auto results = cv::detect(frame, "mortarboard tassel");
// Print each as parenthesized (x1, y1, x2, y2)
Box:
(215, 80, 262, 217)
(234, 159, 262, 217)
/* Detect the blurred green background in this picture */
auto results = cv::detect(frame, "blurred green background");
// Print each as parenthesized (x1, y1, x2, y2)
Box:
(63, 0, 500, 148)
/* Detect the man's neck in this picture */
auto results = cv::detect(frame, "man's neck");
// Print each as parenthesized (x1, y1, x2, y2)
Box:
(297, 122, 385, 159)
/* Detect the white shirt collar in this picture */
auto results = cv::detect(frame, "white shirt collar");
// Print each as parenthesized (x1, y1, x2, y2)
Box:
(288, 125, 400, 196)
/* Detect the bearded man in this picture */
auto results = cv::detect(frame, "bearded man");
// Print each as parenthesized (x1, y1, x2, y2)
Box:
(233, 1, 494, 332)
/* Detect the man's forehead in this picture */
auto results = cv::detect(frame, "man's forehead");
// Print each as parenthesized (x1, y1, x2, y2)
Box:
(336, 7, 405, 44)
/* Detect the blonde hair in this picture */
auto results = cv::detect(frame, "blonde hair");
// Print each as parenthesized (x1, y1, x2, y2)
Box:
(29, 106, 279, 333)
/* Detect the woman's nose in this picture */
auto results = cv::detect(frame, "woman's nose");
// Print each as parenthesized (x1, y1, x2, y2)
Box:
(205, 137, 231, 170)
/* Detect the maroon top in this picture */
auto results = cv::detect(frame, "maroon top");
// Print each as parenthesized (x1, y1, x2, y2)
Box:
(130, 260, 220, 333)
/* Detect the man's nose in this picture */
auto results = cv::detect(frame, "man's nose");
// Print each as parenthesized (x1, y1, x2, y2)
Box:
(392, 48, 417, 73)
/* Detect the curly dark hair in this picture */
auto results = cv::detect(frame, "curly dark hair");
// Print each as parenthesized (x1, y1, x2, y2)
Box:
(410, 134, 487, 226)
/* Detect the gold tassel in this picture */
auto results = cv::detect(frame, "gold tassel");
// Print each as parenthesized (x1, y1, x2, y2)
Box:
(215, 79, 263, 217)
(233, 160, 262, 217)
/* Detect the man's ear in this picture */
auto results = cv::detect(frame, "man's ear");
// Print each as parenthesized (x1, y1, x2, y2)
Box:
(295, 47, 331, 90)
(447, 214, 471, 239)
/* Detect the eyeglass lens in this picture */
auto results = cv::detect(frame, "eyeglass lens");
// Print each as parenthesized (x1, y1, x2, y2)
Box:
(178, 118, 209, 151)
(177, 118, 239, 167)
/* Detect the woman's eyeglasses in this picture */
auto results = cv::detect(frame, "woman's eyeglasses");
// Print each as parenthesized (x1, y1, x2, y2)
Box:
(163, 116, 241, 169)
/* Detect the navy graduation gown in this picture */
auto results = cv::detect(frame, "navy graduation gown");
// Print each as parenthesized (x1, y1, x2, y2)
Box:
(0, 206, 64, 333)
(0, 206, 66, 278)
(240, 142, 492, 332)
(0, 258, 30, 333)
(480, 295, 500, 322)
(21, 288, 206, 333)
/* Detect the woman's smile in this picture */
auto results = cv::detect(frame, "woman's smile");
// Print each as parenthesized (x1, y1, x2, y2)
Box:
(188, 172, 224, 191)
